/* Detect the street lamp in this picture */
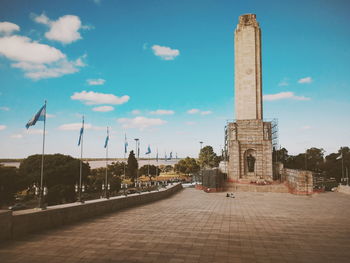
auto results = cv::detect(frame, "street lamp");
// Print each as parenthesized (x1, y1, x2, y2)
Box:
(34, 183, 48, 209)
(134, 138, 140, 183)
(199, 141, 204, 185)
(75, 183, 85, 203)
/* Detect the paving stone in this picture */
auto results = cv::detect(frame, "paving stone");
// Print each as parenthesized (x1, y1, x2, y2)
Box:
(0, 189, 350, 262)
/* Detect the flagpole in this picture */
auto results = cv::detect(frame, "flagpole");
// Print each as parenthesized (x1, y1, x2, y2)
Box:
(105, 127, 109, 199)
(123, 152, 126, 177)
(341, 147, 344, 184)
(156, 148, 158, 178)
(123, 134, 126, 178)
(79, 116, 84, 203)
(148, 150, 150, 179)
(39, 100, 47, 209)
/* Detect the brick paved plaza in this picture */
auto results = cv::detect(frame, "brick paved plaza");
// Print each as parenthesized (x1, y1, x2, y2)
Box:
(1, 188, 350, 263)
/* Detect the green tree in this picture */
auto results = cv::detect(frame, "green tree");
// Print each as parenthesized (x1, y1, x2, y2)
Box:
(272, 148, 289, 164)
(198, 146, 220, 168)
(323, 147, 350, 183)
(108, 161, 127, 177)
(88, 167, 105, 192)
(305, 147, 325, 171)
(285, 147, 324, 172)
(139, 165, 160, 180)
(19, 154, 90, 205)
(0, 165, 20, 207)
(89, 167, 121, 195)
(127, 150, 138, 182)
(174, 157, 200, 175)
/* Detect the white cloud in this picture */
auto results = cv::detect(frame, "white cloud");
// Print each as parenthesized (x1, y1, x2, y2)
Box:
(0, 34, 86, 80)
(0, 22, 20, 35)
(117, 116, 167, 130)
(25, 128, 45, 135)
(187, 109, 212, 115)
(150, 109, 174, 115)
(298, 77, 313, 84)
(34, 13, 85, 44)
(11, 134, 23, 139)
(59, 123, 91, 131)
(71, 91, 130, 105)
(92, 106, 114, 112)
(0, 35, 65, 63)
(185, 121, 196, 126)
(58, 123, 105, 131)
(0, 125, 7, 130)
(0, 106, 10, 111)
(12, 55, 86, 80)
(201, 110, 212, 115)
(263, 92, 310, 101)
(131, 109, 141, 115)
(187, 109, 200, 114)
(301, 125, 312, 130)
(87, 78, 105, 85)
(151, 45, 180, 60)
(278, 79, 289, 87)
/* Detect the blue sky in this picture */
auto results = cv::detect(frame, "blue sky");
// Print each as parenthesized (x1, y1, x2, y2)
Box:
(0, 0, 349, 159)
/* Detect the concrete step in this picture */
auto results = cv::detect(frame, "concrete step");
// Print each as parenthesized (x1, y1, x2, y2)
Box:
(225, 182, 289, 193)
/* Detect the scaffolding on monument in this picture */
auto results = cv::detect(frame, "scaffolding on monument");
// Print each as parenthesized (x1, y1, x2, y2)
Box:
(271, 118, 279, 151)
(224, 120, 234, 162)
(223, 118, 279, 161)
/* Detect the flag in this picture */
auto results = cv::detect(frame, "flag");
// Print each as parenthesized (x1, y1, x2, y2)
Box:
(145, 145, 151, 155)
(124, 134, 128, 153)
(336, 153, 342, 160)
(78, 117, 84, 146)
(25, 104, 46, 129)
(104, 128, 109, 148)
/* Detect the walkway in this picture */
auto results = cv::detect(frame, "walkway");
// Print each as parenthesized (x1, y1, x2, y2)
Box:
(1, 189, 350, 263)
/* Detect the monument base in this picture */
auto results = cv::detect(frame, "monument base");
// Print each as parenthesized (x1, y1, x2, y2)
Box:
(226, 119, 273, 181)
(225, 181, 289, 193)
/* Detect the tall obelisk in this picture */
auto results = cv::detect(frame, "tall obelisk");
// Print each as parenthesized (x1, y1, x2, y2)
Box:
(234, 14, 262, 120)
(227, 14, 273, 182)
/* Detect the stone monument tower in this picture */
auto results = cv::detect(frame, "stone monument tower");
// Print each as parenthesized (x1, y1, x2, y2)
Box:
(227, 14, 273, 181)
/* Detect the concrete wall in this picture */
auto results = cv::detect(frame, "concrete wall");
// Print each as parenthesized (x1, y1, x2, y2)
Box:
(281, 169, 313, 195)
(0, 210, 12, 240)
(0, 183, 182, 242)
(338, 185, 350, 195)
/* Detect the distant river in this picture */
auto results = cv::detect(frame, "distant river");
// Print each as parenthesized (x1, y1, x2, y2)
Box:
(1, 159, 180, 169)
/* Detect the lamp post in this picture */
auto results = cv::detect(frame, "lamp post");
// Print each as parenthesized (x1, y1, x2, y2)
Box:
(34, 184, 47, 209)
(105, 126, 110, 199)
(75, 183, 85, 202)
(122, 183, 128, 196)
(199, 141, 203, 185)
(134, 138, 139, 183)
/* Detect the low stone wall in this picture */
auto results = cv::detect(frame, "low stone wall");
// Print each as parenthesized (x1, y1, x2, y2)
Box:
(0, 183, 182, 242)
(0, 210, 12, 240)
(338, 185, 350, 195)
(281, 168, 313, 195)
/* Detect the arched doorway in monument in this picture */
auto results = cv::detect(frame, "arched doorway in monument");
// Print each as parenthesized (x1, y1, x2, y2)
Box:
(244, 149, 256, 177)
